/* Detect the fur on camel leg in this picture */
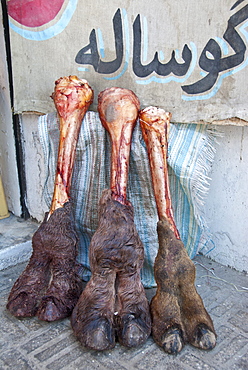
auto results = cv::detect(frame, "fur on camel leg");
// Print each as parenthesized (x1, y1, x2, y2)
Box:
(71, 190, 151, 350)
(7, 202, 83, 320)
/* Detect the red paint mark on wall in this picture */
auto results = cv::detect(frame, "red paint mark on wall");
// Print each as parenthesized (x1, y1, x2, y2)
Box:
(8, 0, 65, 27)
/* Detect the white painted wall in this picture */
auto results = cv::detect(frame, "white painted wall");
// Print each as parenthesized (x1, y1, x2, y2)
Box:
(21, 113, 48, 222)
(8, 0, 248, 124)
(204, 125, 248, 273)
(0, 7, 21, 216)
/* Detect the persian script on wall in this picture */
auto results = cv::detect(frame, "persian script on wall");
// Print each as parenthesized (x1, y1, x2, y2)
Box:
(8, 0, 248, 123)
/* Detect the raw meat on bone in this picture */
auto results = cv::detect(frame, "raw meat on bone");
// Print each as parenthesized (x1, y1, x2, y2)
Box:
(7, 76, 93, 321)
(139, 106, 216, 354)
(71, 87, 151, 350)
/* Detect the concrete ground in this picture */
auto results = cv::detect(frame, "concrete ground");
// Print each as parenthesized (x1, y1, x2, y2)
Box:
(0, 214, 247, 369)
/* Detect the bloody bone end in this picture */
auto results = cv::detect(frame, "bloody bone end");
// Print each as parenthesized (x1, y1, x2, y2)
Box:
(98, 87, 140, 205)
(52, 75, 94, 120)
(49, 76, 93, 217)
(98, 87, 140, 126)
(139, 106, 172, 127)
(139, 107, 179, 239)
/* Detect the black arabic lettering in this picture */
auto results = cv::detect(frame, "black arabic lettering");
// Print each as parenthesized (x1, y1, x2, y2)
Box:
(75, 9, 123, 74)
(182, 4, 248, 94)
(231, 0, 245, 11)
(132, 14, 192, 78)
(75, 2, 248, 96)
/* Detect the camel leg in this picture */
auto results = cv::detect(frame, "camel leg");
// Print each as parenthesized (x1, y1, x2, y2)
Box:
(7, 76, 93, 320)
(140, 107, 216, 353)
(71, 88, 151, 350)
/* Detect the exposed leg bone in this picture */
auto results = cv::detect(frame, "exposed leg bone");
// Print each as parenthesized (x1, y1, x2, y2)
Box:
(98, 87, 140, 205)
(7, 76, 93, 321)
(139, 106, 216, 354)
(71, 88, 151, 350)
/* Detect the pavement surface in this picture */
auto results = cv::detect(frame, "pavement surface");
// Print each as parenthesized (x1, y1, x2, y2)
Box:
(0, 214, 247, 369)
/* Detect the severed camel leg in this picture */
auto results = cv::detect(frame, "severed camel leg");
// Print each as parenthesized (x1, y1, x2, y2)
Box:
(139, 107, 216, 354)
(7, 76, 93, 321)
(71, 87, 151, 350)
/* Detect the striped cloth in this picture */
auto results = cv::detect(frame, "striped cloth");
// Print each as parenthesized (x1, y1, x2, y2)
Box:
(38, 111, 218, 288)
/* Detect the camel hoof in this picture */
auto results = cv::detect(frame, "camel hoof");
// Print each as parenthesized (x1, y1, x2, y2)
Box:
(87, 320, 115, 351)
(37, 297, 70, 321)
(71, 311, 115, 351)
(7, 292, 39, 318)
(117, 314, 151, 348)
(191, 325, 217, 350)
(161, 328, 184, 354)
